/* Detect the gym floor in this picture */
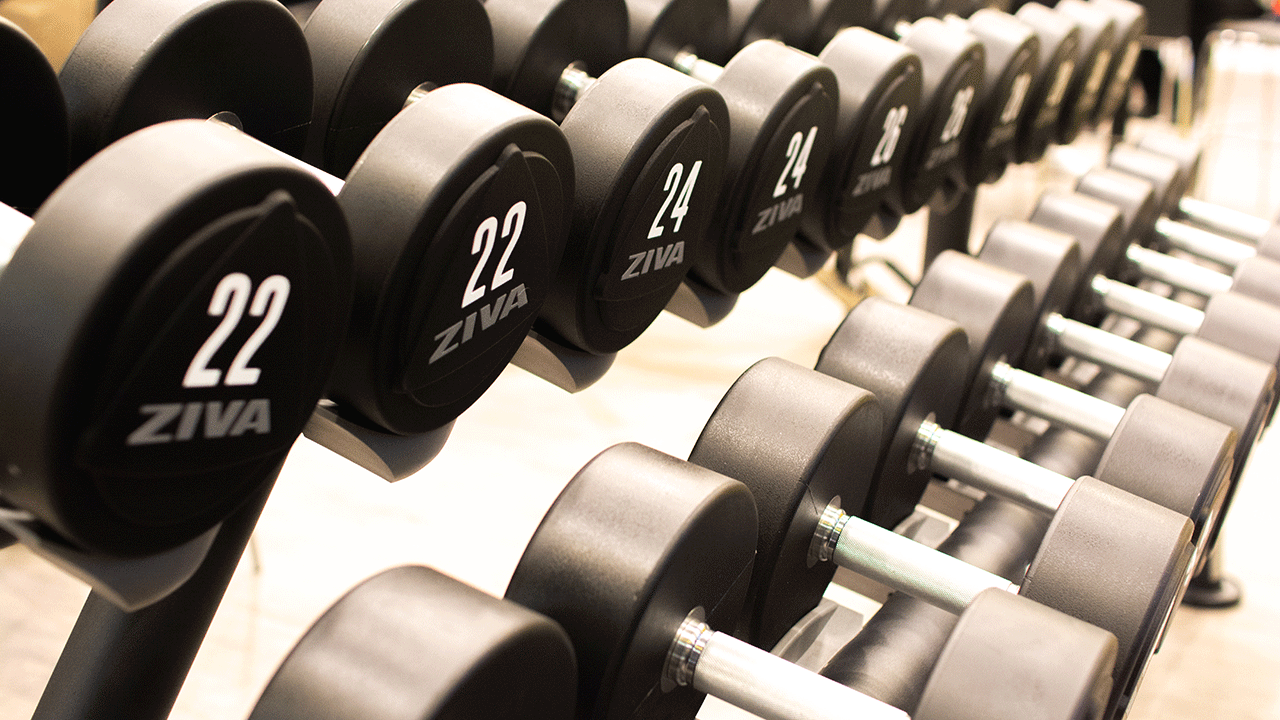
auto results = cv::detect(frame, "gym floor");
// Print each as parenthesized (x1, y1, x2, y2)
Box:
(4, 28, 1280, 720)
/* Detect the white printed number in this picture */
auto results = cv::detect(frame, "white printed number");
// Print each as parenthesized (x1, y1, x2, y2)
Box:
(464, 201, 526, 308)
(871, 106, 909, 167)
(939, 86, 975, 144)
(648, 161, 703, 239)
(999, 73, 1032, 125)
(183, 273, 291, 388)
(773, 126, 818, 197)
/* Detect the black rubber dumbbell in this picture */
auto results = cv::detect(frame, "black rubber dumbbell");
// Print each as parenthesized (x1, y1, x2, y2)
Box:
(975, 220, 1275, 493)
(694, 356, 1176, 716)
(60, 0, 577, 449)
(1009, 3, 1083, 164)
(246, 566, 578, 720)
(1047, 0, 1117, 144)
(506, 441, 1119, 720)
(0, 118, 352, 575)
(483, 0, 731, 359)
(625, 0, 841, 303)
(0, 17, 67, 214)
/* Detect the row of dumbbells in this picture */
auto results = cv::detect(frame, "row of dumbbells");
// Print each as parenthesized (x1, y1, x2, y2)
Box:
(0, 0, 1157, 568)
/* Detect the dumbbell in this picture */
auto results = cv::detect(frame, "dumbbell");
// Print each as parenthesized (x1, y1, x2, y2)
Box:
(908, 251, 1234, 554)
(1046, 0, 1118, 144)
(0, 17, 66, 213)
(506, 441, 1118, 720)
(625, 1, 841, 296)
(0, 118, 352, 562)
(1085, 0, 1146, 128)
(246, 566, 578, 720)
(693, 356, 1177, 715)
(482, 0, 731, 356)
(59, 0, 578, 441)
(1009, 3, 1083, 164)
(974, 221, 1274, 500)
(1019, 190, 1280, 378)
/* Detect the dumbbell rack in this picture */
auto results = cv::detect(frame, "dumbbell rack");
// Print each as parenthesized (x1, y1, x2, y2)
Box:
(3, 10, 1280, 720)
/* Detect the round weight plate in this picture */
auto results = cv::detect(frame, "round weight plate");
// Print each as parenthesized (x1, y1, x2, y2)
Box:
(484, 0, 628, 117)
(1136, 132, 1201, 187)
(1230, 256, 1280, 307)
(816, 297, 968, 528)
(960, 10, 1040, 186)
(886, 19, 985, 216)
(872, 0, 926, 37)
(627, 0, 731, 68)
(799, 0, 873, 55)
(1021, 478, 1193, 718)
(506, 442, 758, 720)
(301, 0, 493, 176)
(1075, 169, 1159, 251)
(543, 59, 728, 354)
(0, 120, 351, 556)
(690, 357, 883, 650)
(1089, 0, 1145, 125)
(59, 0, 313, 167)
(1107, 145, 1187, 217)
(0, 17, 68, 213)
(1199, 291, 1280, 374)
(1028, 191, 1125, 322)
(799, 28, 922, 252)
(248, 566, 577, 720)
(977, 219, 1083, 374)
(916, 588, 1116, 720)
(1012, 4, 1082, 164)
(1160, 338, 1275, 548)
(326, 85, 572, 435)
(689, 41, 838, 293)
(909, 251, 1036, 439)
(1095, 395, 1234, 561)
(1052, 1, 1116, 144)
(724, 0, 811, 61)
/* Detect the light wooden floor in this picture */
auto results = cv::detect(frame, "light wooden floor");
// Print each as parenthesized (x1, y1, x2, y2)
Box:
(4, 29, 1280, 720)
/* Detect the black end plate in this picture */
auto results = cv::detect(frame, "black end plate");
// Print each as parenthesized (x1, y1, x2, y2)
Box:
(961, 9, 1040, 186)
(327, 85, 573, 435)
(59, 0, 313, 166)
(0, 17, 68, 213)
(0, 120, 351, 557)
(691, 41, 839, 293)
(977, 219, 1082, 374)
(800, 28, 921, 252)
(1075, 168, 1159, 251)
(690, 357, 883, 650)
(910, 251, 1036, 439)
(1052, 0, 1117, 144)
(1022, 478, 1193, 717)
(301, 0, 494, 176)
(1027, 191, 1125, 322)
(543, 59, 729, 354)
(627, 0, 731, 67)
(724, 0, 813, 62)
(249, 566, 577, 720)
(506, 442, 757, 720)
(1012, 4, 1082, 164)
(815, 297, 968, 527)
(917, 588, 1117, 720)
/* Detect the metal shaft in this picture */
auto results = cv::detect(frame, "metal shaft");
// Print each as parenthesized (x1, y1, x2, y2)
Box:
(670, 617, 910, 720)
(1, 203, 33, 274)
(819, 505, 1016, 615)
(1156, 217, 1255, 269)
(916, 420, 1073, 515)
(1044, 312, 1172, 384)
(989, 361, 1125, 441)
(553, 62, 596, 123)
(1126, 244, 1234, 297)
(208, 116, 345, 195)
(671, 50, 725, 84)
(1177, 196, 1270, 242)
(1090, 275, 1204, 336)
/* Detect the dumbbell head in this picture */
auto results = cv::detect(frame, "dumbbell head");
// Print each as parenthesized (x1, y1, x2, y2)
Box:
(1106, 145, 1192, 220)
(957, 9, 1040, 186)
(798, 28, 922, 252)
(1028, 191, 1126, 321)
(722, 0, 813, 60)
(0, 121, 351, 556)
(248, 566, 577, 720)
(506, 442, 757, 720)
(1089, 0, 1146, 126)
(1136, 132, 1202, 188)
(299, 0, 493, 176)
(795, 0, 875, 55)
(1011, 4, 1082, 164)
(1, 17, 68, 213)
(977, 219, 1083, 373)
(1050, 0, 1116, 144)
(815, 296, 968, 527)
(871, 0, 926, 37)
(1075, 168, 1160, 252)
(690, 357, 883, 648)
(625, 0, 731, 67)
